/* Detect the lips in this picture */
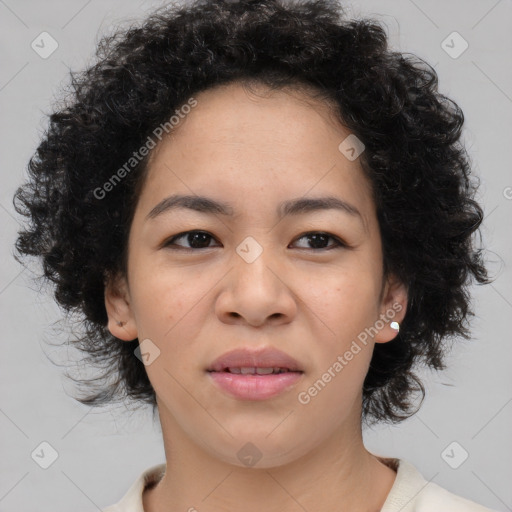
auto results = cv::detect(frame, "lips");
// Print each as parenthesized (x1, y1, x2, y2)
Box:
(207, 347, 304, 400)
(225, 367, 292, 375)
(207, 347, 304, 374)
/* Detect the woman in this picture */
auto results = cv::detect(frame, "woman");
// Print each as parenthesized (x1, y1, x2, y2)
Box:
(14, 0, 495, 510)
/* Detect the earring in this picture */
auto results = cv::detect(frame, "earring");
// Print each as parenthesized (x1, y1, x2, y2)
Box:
(116, 320, 125, 327)
(390, 321, 400, 332)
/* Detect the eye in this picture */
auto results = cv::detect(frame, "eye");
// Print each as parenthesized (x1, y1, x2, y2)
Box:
(291, 232, 347, 250)
(163, 230, 347, 251)
(163, 230, 218, 250)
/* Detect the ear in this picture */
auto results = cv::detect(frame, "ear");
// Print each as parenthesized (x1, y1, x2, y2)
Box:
(104, 272, 138, 341)
(374, 273, 408, 344)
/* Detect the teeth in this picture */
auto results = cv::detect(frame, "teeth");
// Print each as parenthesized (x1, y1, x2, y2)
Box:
(226, 367, 290, 374)
(256, 367, 274, 375)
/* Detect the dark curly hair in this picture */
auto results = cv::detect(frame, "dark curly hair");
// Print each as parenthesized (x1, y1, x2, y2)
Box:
(13, 0, 489, 425)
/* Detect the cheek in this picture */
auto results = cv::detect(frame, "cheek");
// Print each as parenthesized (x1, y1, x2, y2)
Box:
(129, 263, 215, 374)
(299, 266, 381, 337)
(130, 262, 204, 331)
(295, 304, 375, 426)
(295, 267, 381, 398)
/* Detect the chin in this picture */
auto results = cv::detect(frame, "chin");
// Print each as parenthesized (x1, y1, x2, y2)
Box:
(199, 429, 313, 470)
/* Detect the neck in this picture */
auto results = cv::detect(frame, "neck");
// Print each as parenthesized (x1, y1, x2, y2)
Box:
(143, 403, 397, 512)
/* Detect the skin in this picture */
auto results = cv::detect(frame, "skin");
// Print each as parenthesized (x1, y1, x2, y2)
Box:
(105, 81, 408, 512)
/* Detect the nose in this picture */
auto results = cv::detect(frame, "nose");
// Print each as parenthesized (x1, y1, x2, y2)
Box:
(215, 245, 297, 327)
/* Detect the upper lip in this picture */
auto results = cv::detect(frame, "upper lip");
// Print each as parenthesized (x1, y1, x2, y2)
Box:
(207, 347, 303, 372)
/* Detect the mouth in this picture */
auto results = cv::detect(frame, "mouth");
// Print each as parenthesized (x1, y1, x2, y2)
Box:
(206, 347, 305, 400)
(206, 346, 304, 373)
(207, 369, 304, 401)
(209, 367, 302, 375)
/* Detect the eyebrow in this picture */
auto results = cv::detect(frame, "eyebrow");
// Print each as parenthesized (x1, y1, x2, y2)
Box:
(146, 193, 363, 223)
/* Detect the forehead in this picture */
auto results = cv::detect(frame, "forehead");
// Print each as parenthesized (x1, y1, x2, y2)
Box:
(160, 81, 346, 156)
(138, 81, 376, 225)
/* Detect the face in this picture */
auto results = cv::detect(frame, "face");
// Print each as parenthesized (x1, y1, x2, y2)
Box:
(106, 82, 407, 468)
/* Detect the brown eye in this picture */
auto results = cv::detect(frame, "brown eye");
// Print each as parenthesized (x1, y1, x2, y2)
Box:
(163, 230, 348, 252)
(291, 232, 347, 250)
(164, 230, 218, 250)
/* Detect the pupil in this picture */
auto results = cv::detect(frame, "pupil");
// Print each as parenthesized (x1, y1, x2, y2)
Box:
(189, 232, 210, 248)
(308, 234, 328, 249)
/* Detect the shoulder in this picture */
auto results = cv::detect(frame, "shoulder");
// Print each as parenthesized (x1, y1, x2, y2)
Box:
(101, 463, 166, 512)
(415, 480, 498, 512)
(381, 459, 498, 512)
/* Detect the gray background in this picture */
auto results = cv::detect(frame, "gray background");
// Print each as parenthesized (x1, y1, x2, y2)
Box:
(1, 0, 511, 510)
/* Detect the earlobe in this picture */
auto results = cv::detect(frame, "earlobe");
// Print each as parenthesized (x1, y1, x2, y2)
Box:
(374, 274, 408, 344)
(104, 273, 138, 341)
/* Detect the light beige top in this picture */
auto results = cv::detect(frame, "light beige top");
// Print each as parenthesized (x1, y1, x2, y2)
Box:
(101, 458, 497, 512)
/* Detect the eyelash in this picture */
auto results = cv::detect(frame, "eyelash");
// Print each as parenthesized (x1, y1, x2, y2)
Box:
(162, 230, 348, 252)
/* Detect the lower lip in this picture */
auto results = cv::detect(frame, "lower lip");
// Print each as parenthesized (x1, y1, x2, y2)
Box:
(207, 371, 304, 400)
